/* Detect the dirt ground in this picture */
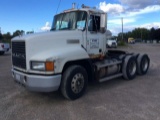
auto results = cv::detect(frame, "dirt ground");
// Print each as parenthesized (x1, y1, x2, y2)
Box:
(0, 43, 160, 120)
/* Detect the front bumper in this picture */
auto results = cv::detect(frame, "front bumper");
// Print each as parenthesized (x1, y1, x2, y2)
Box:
(11, 69, 61, 92)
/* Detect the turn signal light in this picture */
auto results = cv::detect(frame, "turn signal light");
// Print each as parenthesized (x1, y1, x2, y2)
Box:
(45, 62, 54, 71)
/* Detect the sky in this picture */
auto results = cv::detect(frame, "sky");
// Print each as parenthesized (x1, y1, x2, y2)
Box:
(0, 0, 160, 35)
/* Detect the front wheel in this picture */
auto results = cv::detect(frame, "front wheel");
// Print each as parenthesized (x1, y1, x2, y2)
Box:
(60, 65, 88, 100)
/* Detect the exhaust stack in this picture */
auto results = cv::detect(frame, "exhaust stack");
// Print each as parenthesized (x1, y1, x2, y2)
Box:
(72, 3, 76, 9)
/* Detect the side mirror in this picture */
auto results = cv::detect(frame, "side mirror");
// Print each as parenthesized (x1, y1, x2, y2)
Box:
(100, 13, 107, 33)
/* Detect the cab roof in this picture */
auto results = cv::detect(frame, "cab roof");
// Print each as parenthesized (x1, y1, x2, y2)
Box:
(59, 7, 105, 15)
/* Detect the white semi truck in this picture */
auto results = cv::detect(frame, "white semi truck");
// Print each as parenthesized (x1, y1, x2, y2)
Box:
(11, 4, 150, 100)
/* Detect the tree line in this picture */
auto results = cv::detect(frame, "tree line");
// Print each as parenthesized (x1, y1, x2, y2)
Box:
(117, 27, 160, 43)
(0, 27, 160, 44)
(0, 30, 34, 44)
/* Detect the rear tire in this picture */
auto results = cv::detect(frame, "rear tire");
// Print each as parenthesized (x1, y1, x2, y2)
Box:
(61, 65, 88, 100)
(122, 55, 137, 80)
(137, 54, 150, 75)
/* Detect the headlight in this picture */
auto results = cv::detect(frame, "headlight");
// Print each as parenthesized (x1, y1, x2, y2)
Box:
(31, 61, 54, 71)
(31, 62, 45, 71)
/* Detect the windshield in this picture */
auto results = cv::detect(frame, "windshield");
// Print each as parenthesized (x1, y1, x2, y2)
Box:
(107, 37, 116, 41)
(51, 11, 87, 31)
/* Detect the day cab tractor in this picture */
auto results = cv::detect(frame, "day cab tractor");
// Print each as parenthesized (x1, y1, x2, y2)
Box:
(11, 4, 150, 100)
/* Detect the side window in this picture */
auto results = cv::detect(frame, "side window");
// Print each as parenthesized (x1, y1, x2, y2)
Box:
(88, 15, 100, 32)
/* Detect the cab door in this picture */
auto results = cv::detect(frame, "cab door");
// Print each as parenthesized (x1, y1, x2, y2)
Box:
(86, 15, 105, 56)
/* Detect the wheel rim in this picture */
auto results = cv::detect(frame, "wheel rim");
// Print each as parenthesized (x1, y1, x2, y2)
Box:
(142, 58, 148, 72)
(129, 61, 137, 76)
(71, 73, 84, 94)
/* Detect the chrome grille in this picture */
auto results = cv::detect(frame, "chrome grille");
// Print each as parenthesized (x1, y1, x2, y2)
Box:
(12, 41, 26, 69)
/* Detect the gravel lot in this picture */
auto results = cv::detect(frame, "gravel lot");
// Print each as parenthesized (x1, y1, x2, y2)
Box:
(0, 43, 160, 120)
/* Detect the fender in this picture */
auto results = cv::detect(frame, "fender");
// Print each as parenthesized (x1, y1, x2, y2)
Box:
(30, 45, 90, 74)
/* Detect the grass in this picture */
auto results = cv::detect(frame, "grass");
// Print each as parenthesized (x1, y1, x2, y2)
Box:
(118, 41, 127, 46)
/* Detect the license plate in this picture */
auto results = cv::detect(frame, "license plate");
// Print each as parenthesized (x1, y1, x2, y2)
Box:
(15, 74, 21, 81)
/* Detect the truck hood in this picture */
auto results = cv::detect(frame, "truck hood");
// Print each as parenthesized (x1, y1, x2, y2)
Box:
(12, 30, 84, 57)
(12, 30, 82, 42)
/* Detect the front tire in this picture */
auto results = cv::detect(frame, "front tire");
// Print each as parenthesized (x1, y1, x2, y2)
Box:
(61, 65, 88, 100)
(122, 55, 137, 80)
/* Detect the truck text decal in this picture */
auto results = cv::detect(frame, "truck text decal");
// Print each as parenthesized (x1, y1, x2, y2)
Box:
(90, 39, 99, 49)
